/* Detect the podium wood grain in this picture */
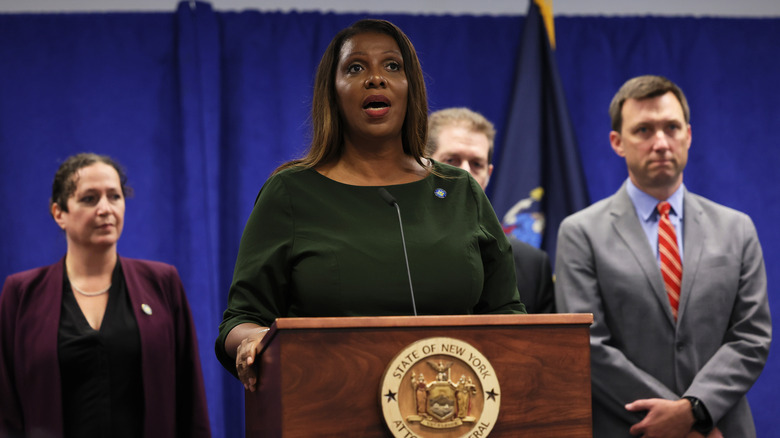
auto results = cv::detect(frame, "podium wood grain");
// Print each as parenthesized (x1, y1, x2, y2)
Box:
(245, 314, 592, 437)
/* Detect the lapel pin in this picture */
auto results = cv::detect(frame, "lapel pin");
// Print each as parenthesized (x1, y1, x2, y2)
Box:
(141, 303, 153, 315)
(434, 188, 447, 198)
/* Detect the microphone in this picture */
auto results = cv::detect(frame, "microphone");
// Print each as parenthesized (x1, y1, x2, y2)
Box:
(378, 188, 418, 316)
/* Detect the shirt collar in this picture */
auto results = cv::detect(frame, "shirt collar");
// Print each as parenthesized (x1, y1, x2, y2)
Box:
(626, 178, 685, 222)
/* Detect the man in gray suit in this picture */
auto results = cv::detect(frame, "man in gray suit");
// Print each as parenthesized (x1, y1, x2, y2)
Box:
(427, 107, 555, 313)
(555, 75, 771, 437)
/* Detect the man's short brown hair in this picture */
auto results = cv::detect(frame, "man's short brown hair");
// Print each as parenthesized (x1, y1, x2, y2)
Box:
(609, 75, 690, 132)
(427, 107, 496, 163)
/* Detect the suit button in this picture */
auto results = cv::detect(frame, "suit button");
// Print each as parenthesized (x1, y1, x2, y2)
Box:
(676, 342, 684, 351)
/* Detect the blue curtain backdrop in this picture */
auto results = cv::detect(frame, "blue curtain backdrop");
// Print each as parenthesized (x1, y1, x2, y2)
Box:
(1, 3, 778, 437)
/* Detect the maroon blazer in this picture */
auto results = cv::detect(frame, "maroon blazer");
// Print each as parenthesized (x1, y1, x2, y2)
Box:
(0, 257, 211, 438)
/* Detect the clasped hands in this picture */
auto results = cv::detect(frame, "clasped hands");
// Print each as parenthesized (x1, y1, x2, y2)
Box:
(626, 398, 722, 438)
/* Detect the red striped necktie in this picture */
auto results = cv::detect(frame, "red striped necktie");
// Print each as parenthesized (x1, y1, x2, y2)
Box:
(657, 201, 682, 320)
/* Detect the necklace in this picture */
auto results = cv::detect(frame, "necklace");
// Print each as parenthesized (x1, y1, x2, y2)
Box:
(71, 282, 111, 297)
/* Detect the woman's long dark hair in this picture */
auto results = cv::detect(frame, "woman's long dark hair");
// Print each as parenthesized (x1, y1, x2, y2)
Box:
(274, 19, 429, 175)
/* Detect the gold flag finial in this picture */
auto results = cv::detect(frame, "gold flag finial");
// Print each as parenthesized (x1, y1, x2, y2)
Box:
(533, 0, 556, 49)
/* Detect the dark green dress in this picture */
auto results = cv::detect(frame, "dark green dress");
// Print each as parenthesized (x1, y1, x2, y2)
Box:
(216, 162, 525, 371)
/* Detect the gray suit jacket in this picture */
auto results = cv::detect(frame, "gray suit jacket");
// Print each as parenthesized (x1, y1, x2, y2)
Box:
(555, 183, 771, 437)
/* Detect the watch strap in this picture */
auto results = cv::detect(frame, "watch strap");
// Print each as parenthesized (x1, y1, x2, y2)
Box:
(683, 396, 713, 435)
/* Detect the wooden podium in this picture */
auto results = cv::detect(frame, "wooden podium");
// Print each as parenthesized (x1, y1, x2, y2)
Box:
(245, 314, 593, 437)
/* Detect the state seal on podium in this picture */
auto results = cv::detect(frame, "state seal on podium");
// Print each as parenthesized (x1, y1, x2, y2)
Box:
(379, 337, 501, 437)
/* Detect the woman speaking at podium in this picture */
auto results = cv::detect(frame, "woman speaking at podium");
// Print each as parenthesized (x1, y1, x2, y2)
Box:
(216, 19, 526, 391)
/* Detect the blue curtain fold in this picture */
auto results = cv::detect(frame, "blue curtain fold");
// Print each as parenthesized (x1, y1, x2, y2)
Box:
(174, 1, 228, 435)
(0, 4, 778, 437)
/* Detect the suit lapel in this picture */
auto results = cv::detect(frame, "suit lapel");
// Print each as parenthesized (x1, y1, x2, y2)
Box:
(610, 185, 677, 327)
(119, 257, 149, 333)
(677, 191, 703, 322)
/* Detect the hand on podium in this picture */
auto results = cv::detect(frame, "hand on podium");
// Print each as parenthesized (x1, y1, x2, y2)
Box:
(226, 323, 271, 392)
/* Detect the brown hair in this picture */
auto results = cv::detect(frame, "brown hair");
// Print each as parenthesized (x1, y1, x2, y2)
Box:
(427, 107, 497, 164)
(609, 75, 690, 132)
(50, 153, 132, 215)
(274, 19, 429, 174)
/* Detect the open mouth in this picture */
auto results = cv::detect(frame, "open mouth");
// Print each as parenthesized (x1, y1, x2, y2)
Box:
(362, 96, 391, 118)
(363, 101, 389, 110)
(362, 94, 391, 109)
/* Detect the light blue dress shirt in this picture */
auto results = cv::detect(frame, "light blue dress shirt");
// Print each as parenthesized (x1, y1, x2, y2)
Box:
(626, 178, 684, 264)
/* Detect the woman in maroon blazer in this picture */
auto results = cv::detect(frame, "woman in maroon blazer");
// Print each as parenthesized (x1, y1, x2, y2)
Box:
(0, 153, 211, 438)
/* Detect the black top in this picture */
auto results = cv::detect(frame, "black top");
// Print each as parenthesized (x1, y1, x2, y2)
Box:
(58, 261, 143, 438)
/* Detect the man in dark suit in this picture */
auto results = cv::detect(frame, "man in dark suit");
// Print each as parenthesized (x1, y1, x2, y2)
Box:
(427, 107, 554, 313)
(555, 75, 771, 437)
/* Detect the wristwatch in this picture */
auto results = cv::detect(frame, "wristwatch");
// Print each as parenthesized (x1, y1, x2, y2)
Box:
(683, 396, 713, 435)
